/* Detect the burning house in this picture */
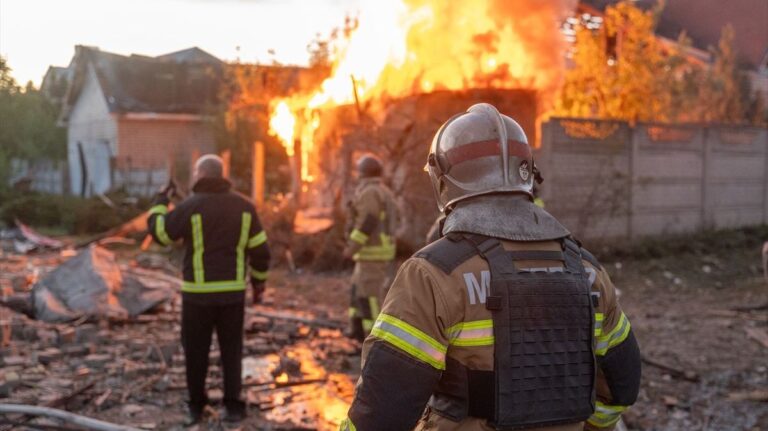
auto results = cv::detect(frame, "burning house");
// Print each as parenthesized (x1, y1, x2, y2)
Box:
(265, 0, 576, 253)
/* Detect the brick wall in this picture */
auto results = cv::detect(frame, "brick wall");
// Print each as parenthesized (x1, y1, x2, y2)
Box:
(115, 118, 215, 170)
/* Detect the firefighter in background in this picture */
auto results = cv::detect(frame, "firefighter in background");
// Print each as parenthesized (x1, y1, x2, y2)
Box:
(147, 155, 271, 425)
(342, 104, 641, 431)
(343, 155, 399, 342)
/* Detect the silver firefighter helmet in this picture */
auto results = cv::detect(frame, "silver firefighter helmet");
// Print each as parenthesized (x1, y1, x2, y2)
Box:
(427, 103, 534, 212)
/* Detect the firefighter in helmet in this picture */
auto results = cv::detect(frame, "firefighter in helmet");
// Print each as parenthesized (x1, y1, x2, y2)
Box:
(344, 154, 399, 342)
(342, 104, 641, 430)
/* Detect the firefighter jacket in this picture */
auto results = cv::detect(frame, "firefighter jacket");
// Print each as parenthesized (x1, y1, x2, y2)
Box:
(347, 178, 398, 262)
(147, 177, 271, 302)
(342, 236, 641, 431)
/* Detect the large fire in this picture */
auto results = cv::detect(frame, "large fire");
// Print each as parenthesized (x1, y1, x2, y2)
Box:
(269, 0, 576, 182)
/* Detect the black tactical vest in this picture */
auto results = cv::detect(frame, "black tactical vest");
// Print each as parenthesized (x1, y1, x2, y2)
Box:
(417, 233, 596, 429)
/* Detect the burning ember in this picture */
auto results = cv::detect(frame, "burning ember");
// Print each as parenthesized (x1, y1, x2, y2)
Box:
(269, 0, 575, 183)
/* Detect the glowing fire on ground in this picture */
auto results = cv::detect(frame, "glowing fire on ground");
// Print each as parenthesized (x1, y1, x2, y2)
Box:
(268, 0, 575, 182)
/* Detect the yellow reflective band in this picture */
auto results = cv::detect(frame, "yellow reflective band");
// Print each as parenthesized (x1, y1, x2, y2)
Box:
(595, 312, 631, 356)
(595, 312, 604, 337)
(445, 320, 495, 347)
(250, 269, 268, 281)
(348, 307, 357, 318)
(587, 402, 627, 428)
(148, 204, 168, 216)
(247, 230, 267, 248)
(154, 215, 173, 246)
(182, 280, 246, 293)
(191, 214, 205, 283)
(534, 197, 545, 208)
(362, 319, 374, 333)
(236, 212, 252, 282)
(368, 296, 380, 321)
(340, 418, 356, 431)
(349, 229, 369, 245)
(371, 313, 447, 370)
(353, 234, 395, 261)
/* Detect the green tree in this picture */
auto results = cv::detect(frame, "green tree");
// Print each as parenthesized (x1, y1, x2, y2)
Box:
(0, 56, 66, 191)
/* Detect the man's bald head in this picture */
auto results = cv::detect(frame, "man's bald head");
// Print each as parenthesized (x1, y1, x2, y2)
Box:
(194, 154, 224, 180)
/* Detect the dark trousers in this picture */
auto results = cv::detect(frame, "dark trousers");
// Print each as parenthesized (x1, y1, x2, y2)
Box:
(181, 298, 245, 412)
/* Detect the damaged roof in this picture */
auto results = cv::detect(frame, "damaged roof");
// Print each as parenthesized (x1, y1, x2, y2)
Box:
(61, 46, 224, 121)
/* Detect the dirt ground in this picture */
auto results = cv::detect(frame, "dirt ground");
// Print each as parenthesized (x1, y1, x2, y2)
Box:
(1, 227, 767, 430)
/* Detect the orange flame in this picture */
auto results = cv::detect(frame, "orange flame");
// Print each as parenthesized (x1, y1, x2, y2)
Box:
(269, 101, 296, 157)
(269, 0, 576, 182)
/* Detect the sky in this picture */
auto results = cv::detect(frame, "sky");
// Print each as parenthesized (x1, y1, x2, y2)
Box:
(0, 0, 359, 86)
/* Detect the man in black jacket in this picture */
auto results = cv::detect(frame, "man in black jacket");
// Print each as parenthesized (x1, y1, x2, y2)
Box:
(147, 154, 270, 425)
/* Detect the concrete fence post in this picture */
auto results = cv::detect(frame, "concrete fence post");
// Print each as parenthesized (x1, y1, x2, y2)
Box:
(628, 124, 639, 240)
(700, 127, 711, 230)
(763, 129, 768, 225)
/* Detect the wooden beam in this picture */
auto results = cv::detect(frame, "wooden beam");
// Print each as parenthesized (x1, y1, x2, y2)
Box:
(253, 141, 265, 206)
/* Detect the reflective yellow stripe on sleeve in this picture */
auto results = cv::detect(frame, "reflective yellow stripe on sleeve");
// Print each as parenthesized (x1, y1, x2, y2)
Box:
(595, 312, 631, 356)
(236, 212, 252, 281)
(247, 230, 267, 248)
(339, 418, 356, 431)
(371, 313, 447, 370)
(349, 229, 369, 245)
(595, 312, 604, 337)
(445, 320, 494, 347)
(250, 269, 268, 281)
(587, 401, 627, 428)
(191, 214, 205, 283)
(154, 215, 173, 246)
(148, 204, 168, 215)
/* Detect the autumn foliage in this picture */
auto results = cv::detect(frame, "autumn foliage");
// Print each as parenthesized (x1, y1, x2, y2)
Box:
(556, 1, 760, 125)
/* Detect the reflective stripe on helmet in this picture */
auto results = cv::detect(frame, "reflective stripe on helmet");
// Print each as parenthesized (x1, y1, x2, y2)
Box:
(445, 139, 531, 165)
(371, 313, 447, 370)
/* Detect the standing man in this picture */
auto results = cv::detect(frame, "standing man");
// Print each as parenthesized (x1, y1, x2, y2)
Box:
(342, 104, 641, 431)
(344, 155, 399, 342)
(147, 154, 270, 425)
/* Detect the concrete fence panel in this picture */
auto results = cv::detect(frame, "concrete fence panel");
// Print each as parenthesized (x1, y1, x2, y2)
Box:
(541, 118, 768, 243)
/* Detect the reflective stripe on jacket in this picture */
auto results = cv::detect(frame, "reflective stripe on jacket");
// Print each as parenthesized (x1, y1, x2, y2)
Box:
(348, 178, 398, 262)
(345, 238, 640, 431)
(147, 177, 270, 296)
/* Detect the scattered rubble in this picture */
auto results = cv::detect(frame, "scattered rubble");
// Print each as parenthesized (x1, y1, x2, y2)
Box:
(2, 223, 766, 430)
(1, 244, 357, 430)
(31, 245, 175, 322)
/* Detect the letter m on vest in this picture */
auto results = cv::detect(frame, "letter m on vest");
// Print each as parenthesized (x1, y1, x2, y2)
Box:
(464, 270, 490, 305)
